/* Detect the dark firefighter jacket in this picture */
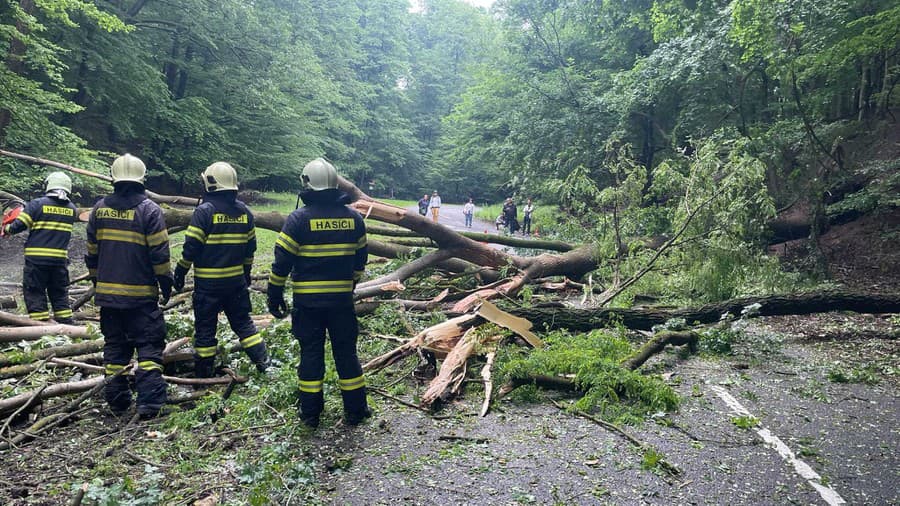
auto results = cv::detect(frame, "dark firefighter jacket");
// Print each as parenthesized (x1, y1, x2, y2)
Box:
(85, 184, 171, 307)
(5, 195, 76, 265)
(269, 189, 366, 307)
(178, 191, 255, 291)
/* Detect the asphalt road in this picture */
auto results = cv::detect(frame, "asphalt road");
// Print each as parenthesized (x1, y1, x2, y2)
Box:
(407, 203, 497, 234)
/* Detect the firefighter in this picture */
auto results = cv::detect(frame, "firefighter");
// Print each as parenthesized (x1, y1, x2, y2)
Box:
(172, 162, 270, 377)
(1, 172, 77, 323)
(267, 158, 369, 428)
(85, 154, 173, 418)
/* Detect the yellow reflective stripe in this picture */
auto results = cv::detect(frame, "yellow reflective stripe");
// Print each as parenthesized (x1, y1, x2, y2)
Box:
(291, 280, 354, 294)
(299, 379, 323, 393)
(138, 360, 163, 372)
(54, 309, 73, 318)
(296, 243, 356, 257)
(248, 229, 256, 240)
(338, 375, 366, 391)
(18, 212, 33, 227)
(177, 258, 192, 269)
(357, 235, 367, 249)
(96, 228, 145, 245)
(185, 226, 207, 242)
(105, 364, 126, 375)
(86, 242, 98, 254)
(153, 262, 171, 275)
(243, 257, 253, 265)
(146, 229, 169, 247)
(205, 233, 253, 245)
(96, 282, 157, 297)
(240, 333, 263, 348)
(29, 311, 50, 320)
(268, 273, 287, 286)
(195, 346, 217, 358)
(31, 221, 73, 232)
(275, 232, 301, 255)
(194, 265, 244, 279)
(24, 247, 67, 258)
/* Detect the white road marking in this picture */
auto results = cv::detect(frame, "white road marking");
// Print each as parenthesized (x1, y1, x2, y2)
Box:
(710, 385, 847, 506)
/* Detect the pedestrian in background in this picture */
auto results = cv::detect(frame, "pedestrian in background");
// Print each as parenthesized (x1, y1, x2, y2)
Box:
(417, 194, 429, 217)
(1, 172, 76, 323)
(502, 197, 518, 235)
(428, 190, 442, 222)
(463, 198, 475, 228)
(522, 198, 534, 236)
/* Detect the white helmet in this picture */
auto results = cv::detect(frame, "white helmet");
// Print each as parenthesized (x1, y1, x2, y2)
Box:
(301, 158, 339, 191)
(45, 172, 72, 193)
(201, 162, 239, 192)
(110, 154, 146, 183)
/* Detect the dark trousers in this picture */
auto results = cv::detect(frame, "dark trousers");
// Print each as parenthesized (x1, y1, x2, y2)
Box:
(22, 260, 71, 321)
(293, 304, 367, 419)
(192, 288, 267, 376)
(101, 303, 167, 413)
(523, 215, 532, 235)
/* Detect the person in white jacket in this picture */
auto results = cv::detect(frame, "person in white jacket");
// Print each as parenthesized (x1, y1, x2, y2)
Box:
(463, 198, 475, 228)
(428, 190, 442, 222)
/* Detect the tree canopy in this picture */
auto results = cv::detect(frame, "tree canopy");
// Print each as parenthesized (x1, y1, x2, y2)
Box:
(0, 0, 897, 206)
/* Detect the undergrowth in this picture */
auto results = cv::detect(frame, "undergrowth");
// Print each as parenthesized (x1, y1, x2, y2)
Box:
(496, 329, 679, 424)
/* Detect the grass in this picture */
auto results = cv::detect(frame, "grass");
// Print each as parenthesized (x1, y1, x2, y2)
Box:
(475, 201, 564, 237)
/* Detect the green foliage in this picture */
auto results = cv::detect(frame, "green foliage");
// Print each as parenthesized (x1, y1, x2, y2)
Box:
(697, 327, 738, 356)
(82, 465, 164, 506)
(497, 329, 679, 424)
(827, 363, 880, 385)
(730, 414, 760, 430)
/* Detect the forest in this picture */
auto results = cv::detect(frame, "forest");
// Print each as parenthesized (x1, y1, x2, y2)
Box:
(0, 0, 898, 504)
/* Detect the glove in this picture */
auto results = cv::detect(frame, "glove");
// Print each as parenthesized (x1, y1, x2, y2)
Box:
(157, 275, 173, 305)
(243, 265, 252, 287)
(267, 285, 287, 319)
(173, 264, 188, 292)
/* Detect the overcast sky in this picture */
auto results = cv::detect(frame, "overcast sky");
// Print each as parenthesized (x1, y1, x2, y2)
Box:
(410, 0, 495, 12)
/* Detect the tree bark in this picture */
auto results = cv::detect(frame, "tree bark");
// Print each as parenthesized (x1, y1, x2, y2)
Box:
(511, 291, 900, 332)
(0, 324, 92, 342)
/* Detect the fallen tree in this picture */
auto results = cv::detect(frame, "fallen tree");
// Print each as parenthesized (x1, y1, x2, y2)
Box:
(510, 290, 900, 331)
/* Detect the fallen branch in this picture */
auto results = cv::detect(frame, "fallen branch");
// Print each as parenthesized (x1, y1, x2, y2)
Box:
(621, 330, 698, 370)
(0, 353, 102, 379)
(0, 323, 93, 342)
(553, 399, 681, 477)
(0, 339, 104, 368)
(0, 149, 199, 206)
(0, 310, 55, 327)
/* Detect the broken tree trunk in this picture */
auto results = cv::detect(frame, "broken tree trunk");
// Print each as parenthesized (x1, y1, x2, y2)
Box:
(363, 314, 479, 372)
(511, 290, 900, 332)
(421, 328, 502, 410)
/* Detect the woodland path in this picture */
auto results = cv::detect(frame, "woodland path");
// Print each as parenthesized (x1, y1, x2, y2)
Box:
(309, 314, 898, 505)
